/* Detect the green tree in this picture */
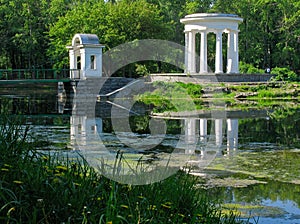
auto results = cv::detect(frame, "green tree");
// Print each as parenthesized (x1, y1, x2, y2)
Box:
(0, 0, 93, 69)
(211, 0, 300, 73)
(0, 0, 50, 68)
(48, 1, 105, 68)
(147, 0, 214, 44)
(48, 0, 169, 72)
(271, 0, 300, 71)
(0, 0, 299, 75)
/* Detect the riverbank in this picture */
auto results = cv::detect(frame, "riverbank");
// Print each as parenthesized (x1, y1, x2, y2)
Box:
(136, 81, 300, 113)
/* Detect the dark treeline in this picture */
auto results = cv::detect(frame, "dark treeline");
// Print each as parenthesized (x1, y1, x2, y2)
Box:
(0, 0, 299, 76)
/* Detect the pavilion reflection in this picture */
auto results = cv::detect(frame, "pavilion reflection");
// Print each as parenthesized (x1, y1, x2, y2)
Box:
(70, 114, 239, 159)
(70, 115, 103, 147)
(183, 117, 238, 152)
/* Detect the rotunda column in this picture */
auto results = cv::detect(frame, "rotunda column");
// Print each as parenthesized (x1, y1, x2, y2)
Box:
(199, 31, 208, 74)
(188, 31, 196, 73)
(227, 30, 239, 73)
(184, 31, 189, 73)
(233, 30, 239, 73)
(68, 49, 76, 78)
(215, 30, 223, 74)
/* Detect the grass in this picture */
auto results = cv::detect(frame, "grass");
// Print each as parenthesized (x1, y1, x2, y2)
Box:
(0, 114, 244, 223)
(135, 82, 204, 112)
(231, 82, 299, 99)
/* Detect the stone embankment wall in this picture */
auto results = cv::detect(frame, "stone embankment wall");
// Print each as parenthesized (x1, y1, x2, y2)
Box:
(97, 77, 135, 95)
(68, 77, 136, 117)
(148, 73, 274, 83)
(64, 77, 135, 96)
(66, 73, 274, 98)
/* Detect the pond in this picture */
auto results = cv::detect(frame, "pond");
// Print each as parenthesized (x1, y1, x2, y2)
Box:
(1, 83, 300, 223)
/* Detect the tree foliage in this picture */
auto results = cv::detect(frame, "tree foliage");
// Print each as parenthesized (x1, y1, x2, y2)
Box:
(0, 0, 49, 68)
(48, 0, 169, 69)
(211, 0, 300, 72)
(0, 0, 299, 77)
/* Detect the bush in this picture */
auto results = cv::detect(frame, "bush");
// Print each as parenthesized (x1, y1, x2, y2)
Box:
(270, 67, 298, 81)
(239, 62, 264, 74)
(135, 64, 149, 76)
(177, 82, 203, 98)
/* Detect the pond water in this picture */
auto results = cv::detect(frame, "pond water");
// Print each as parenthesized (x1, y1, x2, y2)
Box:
(1, 83, 300, 223)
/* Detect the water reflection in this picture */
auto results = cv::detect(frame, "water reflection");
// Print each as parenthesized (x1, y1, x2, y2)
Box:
(182, 118, 238, 153)
(0, 85, 253, 173)
(0, 83, 72, 115)
(70, 116, 103, 146)
(227, 119, 239, 152)
(69, 99, 243, 178)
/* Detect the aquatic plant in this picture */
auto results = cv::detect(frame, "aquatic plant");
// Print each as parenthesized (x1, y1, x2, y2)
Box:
(0, 113, 32, 163)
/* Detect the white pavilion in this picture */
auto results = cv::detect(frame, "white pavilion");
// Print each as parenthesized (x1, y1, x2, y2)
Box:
(67, 34, 105, 79)
(180, 13, 243, 74)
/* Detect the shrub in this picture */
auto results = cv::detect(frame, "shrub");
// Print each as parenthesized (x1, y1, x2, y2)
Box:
(270, 67, 298, 81)
(135, 64, 149, 76)
(177, 82, 203, 98)
(239, 62, 264, 74)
